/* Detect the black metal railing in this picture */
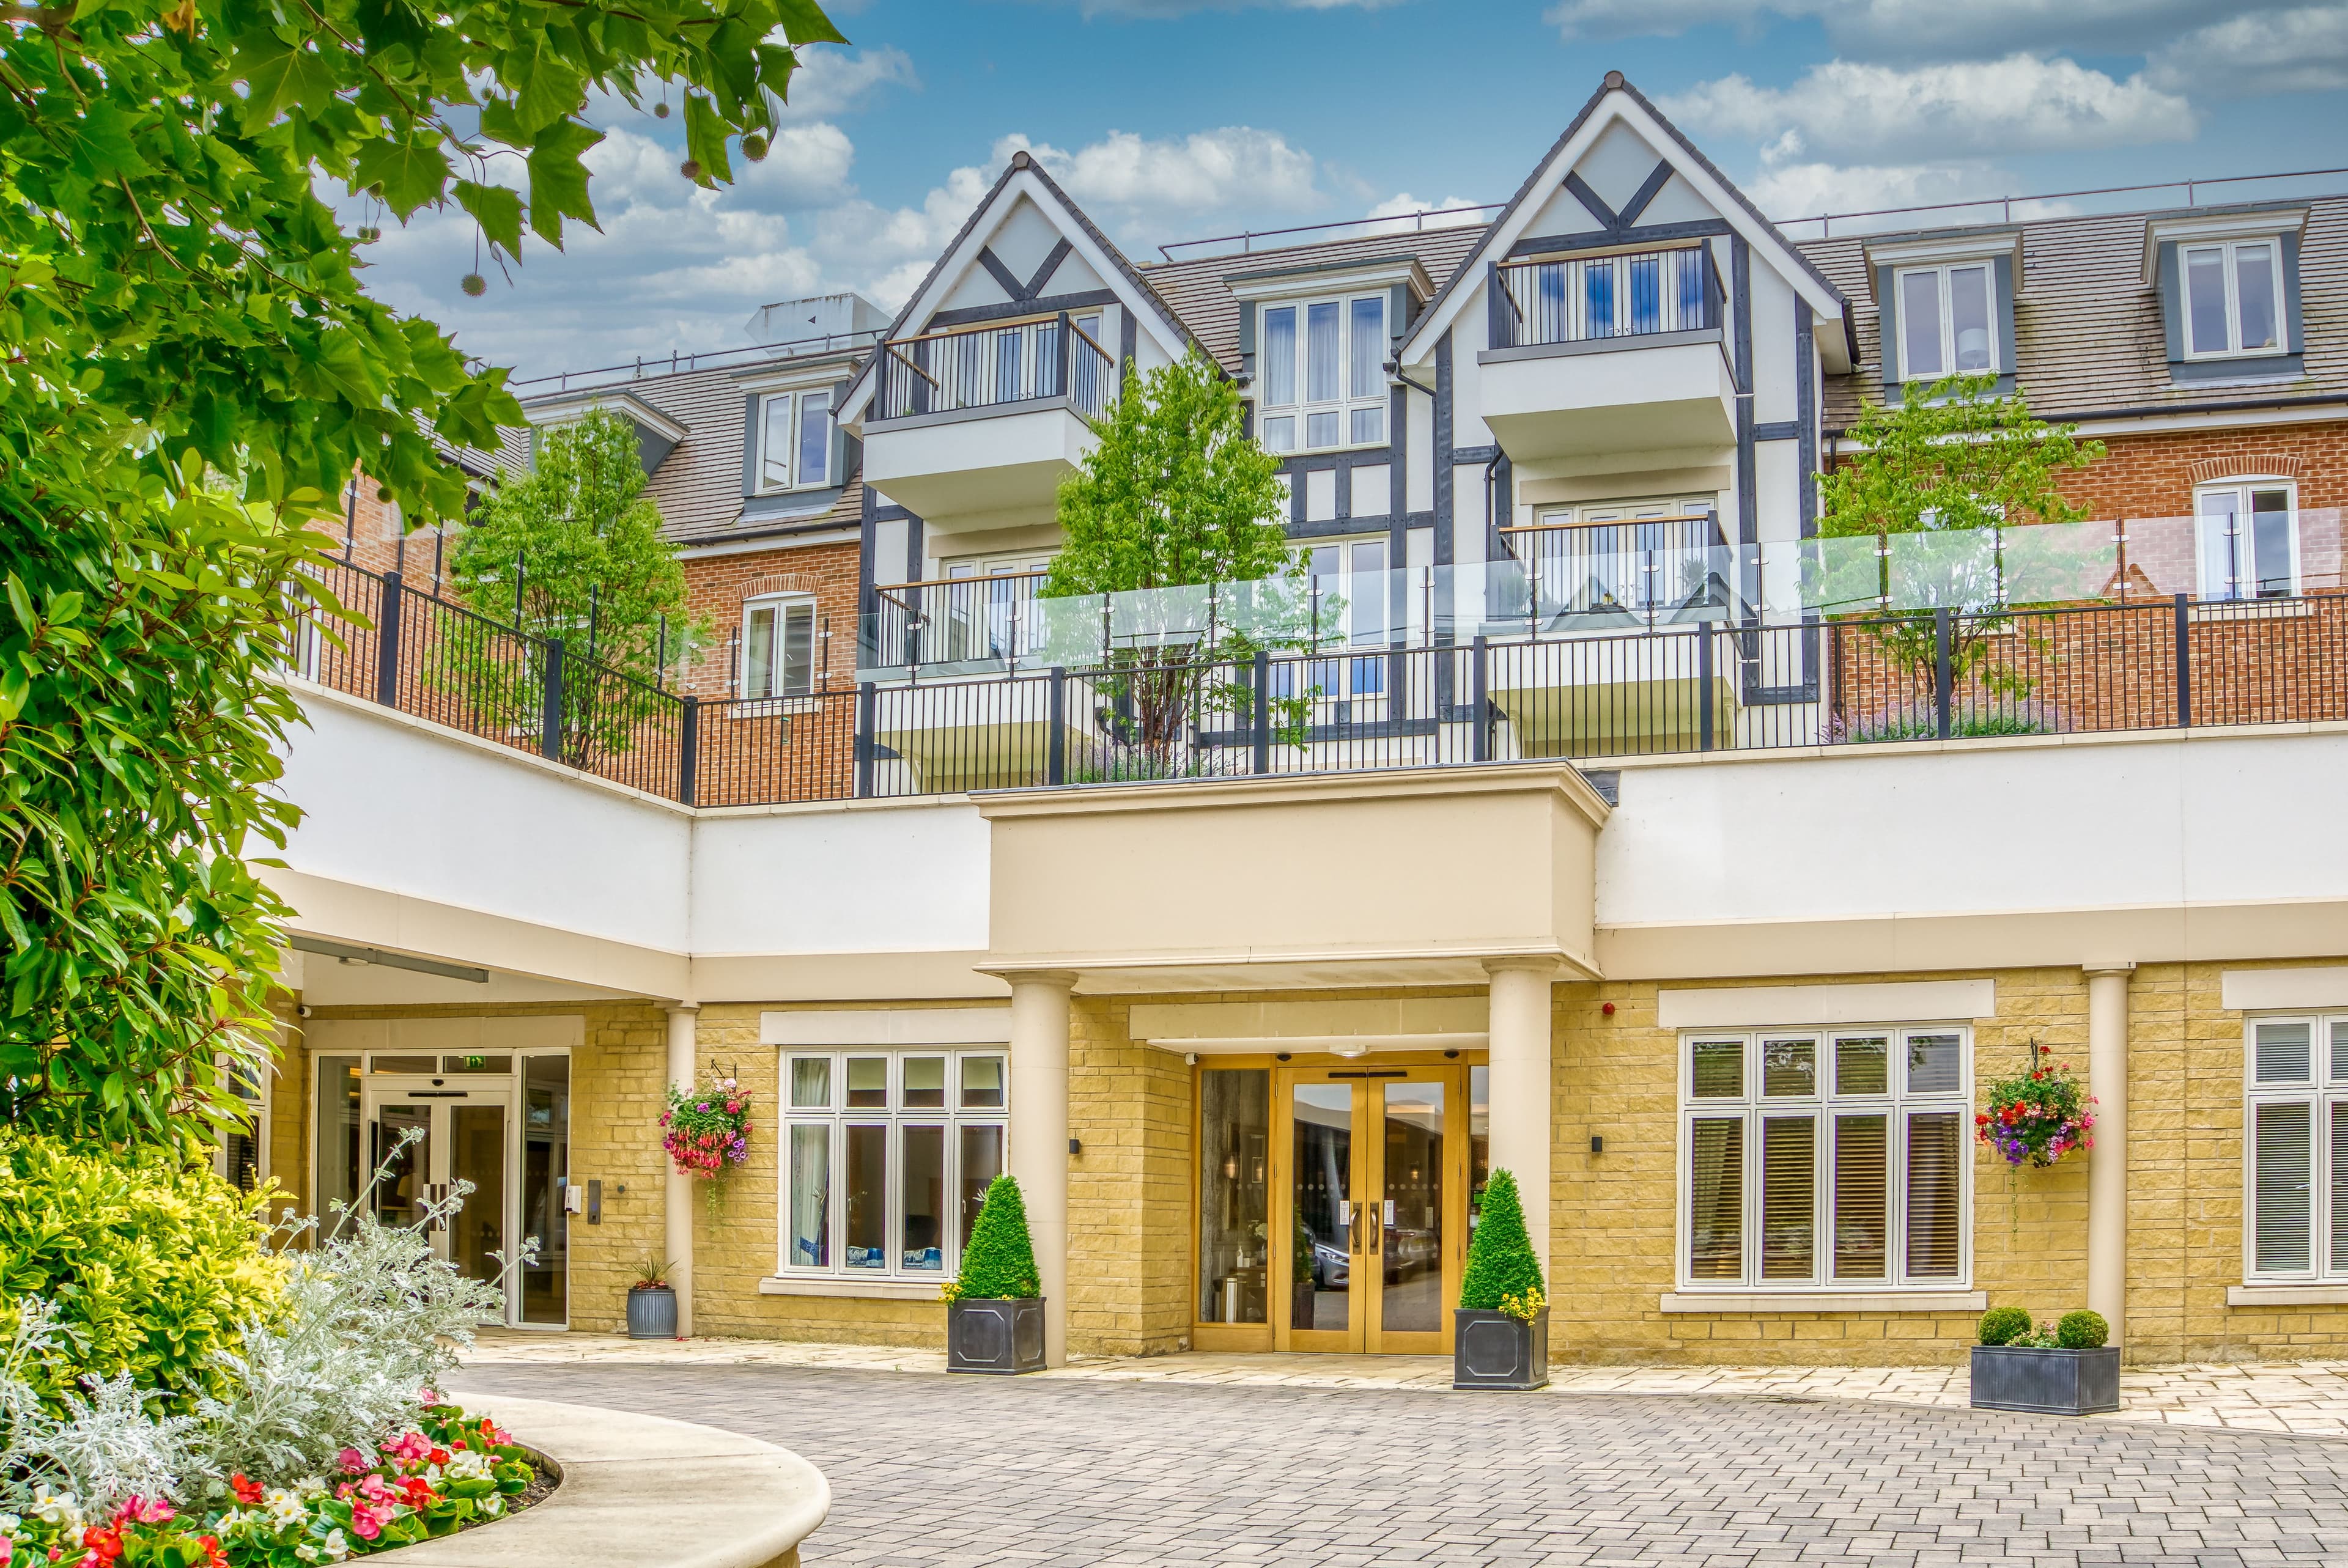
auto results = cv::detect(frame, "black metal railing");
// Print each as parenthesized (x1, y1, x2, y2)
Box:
(874, 312, 1116, 424)
(1491, 245, 1723, 350)
(869, 571, 1050, 671)
(287, 559, 2348, 808)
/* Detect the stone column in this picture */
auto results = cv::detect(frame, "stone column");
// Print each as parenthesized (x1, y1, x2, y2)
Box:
(1006, 971, 1076, 1367)
(1485, 957, 1559, 1279)
(2085, 965, 2133, 1347)
(663, 1003, 700, 1339)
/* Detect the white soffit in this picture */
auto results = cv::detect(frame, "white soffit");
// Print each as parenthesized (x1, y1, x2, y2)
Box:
(1658, 979, 1995, 1031)
(305, 1014, 587, 1053)
(762, 1007, 1012, 1047)
(2221, 966, 2348, 1012)
(1129, 997, 1488, 1055)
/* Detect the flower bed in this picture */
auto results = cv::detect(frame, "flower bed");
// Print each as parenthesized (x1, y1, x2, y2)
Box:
(7, 1401, 541, 1568)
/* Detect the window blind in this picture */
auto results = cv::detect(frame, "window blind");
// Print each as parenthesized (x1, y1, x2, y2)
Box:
(2255, 1099, 2314, 1274)
(1903, 1110, 1963, 1279)
(1686, 1115, 1743, 1279)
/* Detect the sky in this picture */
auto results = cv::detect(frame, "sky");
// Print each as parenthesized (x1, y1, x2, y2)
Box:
(353, 1, 2348, 384)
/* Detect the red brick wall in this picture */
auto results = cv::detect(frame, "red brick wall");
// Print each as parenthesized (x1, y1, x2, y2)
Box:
(677, 540, 864, 806)
(677, 540, 862, 701)
(2051, 422, 2348, 520)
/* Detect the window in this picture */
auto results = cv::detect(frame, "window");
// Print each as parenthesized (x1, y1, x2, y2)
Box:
(756, 388, 835, 492)
(1264, 535, 1387, 702)
(1894, 263, 1996, 381)
(216, 1055, 267, 1194)
(2243, 1015, 2348, 1281)
(2182, 239, 2284, 359)
(1257, 293, 1387, 454)
(1680, 1026, 1970, 1290)
(743, 594, 816, 699)
(2196, 481, 2297, 603)
(782, 1049, 1007, 1281)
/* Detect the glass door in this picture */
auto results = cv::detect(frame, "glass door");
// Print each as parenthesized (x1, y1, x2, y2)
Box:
(364, 1082, 517, 1323)
(1273, 1063, 1468, 1354)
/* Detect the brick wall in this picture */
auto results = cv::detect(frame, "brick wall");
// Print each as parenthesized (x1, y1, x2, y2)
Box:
(2053, 424, 2348, 521)
(1067, 995, 1192, 1357)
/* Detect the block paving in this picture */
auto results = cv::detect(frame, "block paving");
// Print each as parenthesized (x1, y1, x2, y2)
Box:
(454, 1354, 2348, 1566)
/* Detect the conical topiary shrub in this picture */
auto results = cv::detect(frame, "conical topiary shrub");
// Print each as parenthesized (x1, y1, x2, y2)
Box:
(1459, 1168, 1545, 1312)
(950, 1172, 1041, 1300)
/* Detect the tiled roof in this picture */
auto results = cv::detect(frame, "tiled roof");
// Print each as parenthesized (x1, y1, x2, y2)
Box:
(1140, 224, 1490, 372)
(1797, 195, 2348, 432)
(514, 350, 869, 549)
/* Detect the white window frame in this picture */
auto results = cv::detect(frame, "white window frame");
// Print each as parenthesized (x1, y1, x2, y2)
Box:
(1675, 1025, 1973, 1294)
(778, 1048, 1008, 1284)
(740, 592, 818, 699)
(216, 1053, 271, 1193)
(1893, 262, 1998, 382)
(2194, 477, 2299, 603)
(1256, 292, 1389, 456)
(2243, 1013, 2348, 1282)
(755, 387, 835, 495)
(2181, 238, 2287, 360)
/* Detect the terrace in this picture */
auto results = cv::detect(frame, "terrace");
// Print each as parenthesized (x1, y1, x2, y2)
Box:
(290, 507, 2348, 808)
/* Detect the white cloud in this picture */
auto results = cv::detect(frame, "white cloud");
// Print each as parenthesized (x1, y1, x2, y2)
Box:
(1663, 55, 2195, 164)
(2148, 5, 2348, 96)
(1360, 193, 1491, 235)
(1548, 0, 2280, 59)
(1745, 162, 2034, 226)
(773, 45, 920, 121)
(1059, 0, 1405, 15)
(1011, 127, 1320, 218)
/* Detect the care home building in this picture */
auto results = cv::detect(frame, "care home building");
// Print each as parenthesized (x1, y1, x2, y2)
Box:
(270, 74, 2348, 1369)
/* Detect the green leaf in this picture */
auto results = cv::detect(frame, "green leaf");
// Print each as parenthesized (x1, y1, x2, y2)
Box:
(455, 180, 524, 260)
(773, 0, 849, 43)
(681, 94, 733, 189)
(352, 136, 454, 219)
(234, 34, 337, 127)
(525, 120, 603, 248)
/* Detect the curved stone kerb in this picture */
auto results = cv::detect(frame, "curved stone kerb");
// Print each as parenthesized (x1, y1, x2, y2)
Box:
(381, 1393, 829, 1568)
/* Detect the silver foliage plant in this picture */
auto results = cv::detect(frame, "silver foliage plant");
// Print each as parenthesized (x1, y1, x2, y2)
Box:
(0, 1128, 532, 1510)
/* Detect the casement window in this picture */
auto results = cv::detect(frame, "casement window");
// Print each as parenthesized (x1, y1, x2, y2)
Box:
(2240, 1015, 2348, 1280)
(2195, 480, 2297, 603)
(1895, 263, 1996, 381)
(742, 594, 816, 699)
(1679, 1026, 1970, 1290)
(216, 1056, 267, 1194)
(781, 1050, 1007, 1281)
(756, 388, 835, 493)
(2183, 239, 2284, 359)
(1258, 293, 1387, 454)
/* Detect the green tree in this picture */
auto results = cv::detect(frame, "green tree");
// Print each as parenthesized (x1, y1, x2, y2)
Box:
(449, 410, 708, 767)
(0, 0, 840, 1141)
(1458, 1168, 1545, 1313)
(1820, 375, 2105, 732)
(948, 1173, 1041, 1301)
(1043, 349, 1300, 773)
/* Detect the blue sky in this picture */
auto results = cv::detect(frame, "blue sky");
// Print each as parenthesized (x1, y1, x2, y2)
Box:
(359, 1, 2348, 380)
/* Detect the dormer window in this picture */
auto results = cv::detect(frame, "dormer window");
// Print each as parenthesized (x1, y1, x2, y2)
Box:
(1258, 292, 1387, 454)
(2183, 240, 2283, 359)
(1894, 263, 1996, 381)
(757, 388, 834, 493)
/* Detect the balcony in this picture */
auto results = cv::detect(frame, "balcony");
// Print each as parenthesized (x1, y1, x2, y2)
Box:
(866, 571, 1050, 676)
(1478, 246, 1735, 460)
(859, 314, 1116, 533)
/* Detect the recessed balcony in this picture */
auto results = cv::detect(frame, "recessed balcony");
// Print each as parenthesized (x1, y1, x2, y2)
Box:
(1477, 246, 1737, 460)
(859, 314, 1115, 532)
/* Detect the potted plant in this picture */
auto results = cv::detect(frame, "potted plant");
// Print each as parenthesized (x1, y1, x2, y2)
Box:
(1453, 1168, 1549, 1390)
(1970, 1306, 2120, 1415)
(627, 1255, 679, 1340)
(941, 1172, 1046, 1373)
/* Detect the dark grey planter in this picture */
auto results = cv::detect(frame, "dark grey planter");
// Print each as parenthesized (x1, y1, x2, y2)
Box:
(626, 1284, 677, 1340)
(1970, 1344, 2121, 1415)
(947, 1297, 1047, 1374)
(1453, 1306, 1550, 1389)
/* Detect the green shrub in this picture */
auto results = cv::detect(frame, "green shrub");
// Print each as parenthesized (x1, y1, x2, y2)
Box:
(1459, 1169, 1546, 1312)
(947, 1174, 1041, 1300)
(1977, 1306, 2034, 1345)
(2056, 1309, 2109, 1349)
(0, 1131, 284, 1412)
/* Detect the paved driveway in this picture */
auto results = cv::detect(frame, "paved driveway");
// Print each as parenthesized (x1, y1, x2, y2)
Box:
(454, 1362, 2348, 1566)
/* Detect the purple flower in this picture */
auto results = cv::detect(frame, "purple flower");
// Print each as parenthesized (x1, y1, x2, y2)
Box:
(695, 1103, 709, 1113)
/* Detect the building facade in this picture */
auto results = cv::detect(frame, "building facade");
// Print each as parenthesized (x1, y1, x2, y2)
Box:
(262, 74, 2348, 1369)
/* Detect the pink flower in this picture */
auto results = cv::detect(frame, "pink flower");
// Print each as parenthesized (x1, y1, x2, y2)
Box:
(386, 1431, 433, 1465)
(113, 1500, 173, 1526)
(338, 1448, 369, 1476)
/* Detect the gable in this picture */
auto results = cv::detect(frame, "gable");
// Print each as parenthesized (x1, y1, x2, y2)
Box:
(1400, 73, 1853, 373)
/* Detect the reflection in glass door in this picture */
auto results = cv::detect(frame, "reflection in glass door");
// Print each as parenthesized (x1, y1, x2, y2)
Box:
(363, 1086, 515, 1322)
(1264, 1064, 1469, 1355)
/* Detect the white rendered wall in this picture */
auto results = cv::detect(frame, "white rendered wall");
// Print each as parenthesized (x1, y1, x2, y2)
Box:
(690, 801, 989, 957)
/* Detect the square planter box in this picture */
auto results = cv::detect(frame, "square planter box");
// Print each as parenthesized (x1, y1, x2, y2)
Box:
(626, 1285, 677, 1340)
(1970, 1344, 2121, 1416)
(947, 1297, 1047, 1374)
(1453, 1307, 1549, 1390)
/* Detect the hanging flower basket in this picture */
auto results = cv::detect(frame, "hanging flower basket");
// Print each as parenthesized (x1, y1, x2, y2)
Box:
(662, 1067, 753, 1216)
(1976, 1049, 2095, 1168)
